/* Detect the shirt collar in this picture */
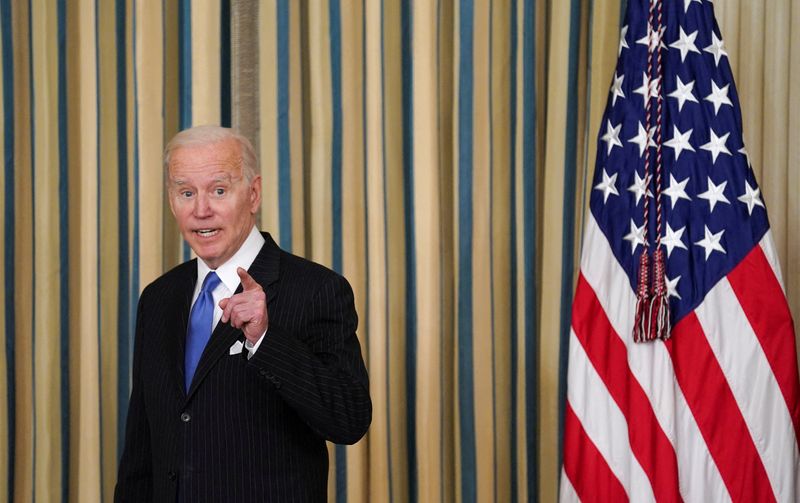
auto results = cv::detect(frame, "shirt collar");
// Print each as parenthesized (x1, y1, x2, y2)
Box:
(196, 226, 266, 292)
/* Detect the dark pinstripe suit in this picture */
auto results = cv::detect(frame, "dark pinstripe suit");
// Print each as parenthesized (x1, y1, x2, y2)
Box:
(115, 233, 371, 502)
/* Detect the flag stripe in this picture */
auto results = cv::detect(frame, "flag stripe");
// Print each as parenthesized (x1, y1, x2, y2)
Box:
(563, 401, 629, 503)
(667, 313, 776, 503)
(581, 213, 733, 502)
(558, 467, 580, 503)
(566, 330, 654, 502)
(695, 275, 798, 501)
(728, 240, 800, 448)
(572, 274, 682, 502)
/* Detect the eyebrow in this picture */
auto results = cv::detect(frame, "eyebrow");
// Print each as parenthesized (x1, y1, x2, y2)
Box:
(169, 173, 236, 185)
(212, 174, 235, 183)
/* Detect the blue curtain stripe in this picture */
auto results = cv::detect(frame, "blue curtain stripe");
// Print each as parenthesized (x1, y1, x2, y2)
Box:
(521, 0, 538, 499)
(0, 0, 15, 500)
(556, 0, 582, 475)
(115, 0, 130, 465)
(93, 0, 106, 495)
(457, 1, 477, 502)
(400, 0, 418, 501)
(276, 0, 292, 251)
(508, 1, 519, 501)
(57, 0, 70, 500)
(328, 0, 348, 500)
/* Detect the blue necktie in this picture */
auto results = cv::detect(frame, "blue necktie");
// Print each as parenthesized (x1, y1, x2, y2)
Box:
(185, 271, 221, 391)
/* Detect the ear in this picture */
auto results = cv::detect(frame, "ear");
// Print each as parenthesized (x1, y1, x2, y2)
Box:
(249, 175, 262, 214)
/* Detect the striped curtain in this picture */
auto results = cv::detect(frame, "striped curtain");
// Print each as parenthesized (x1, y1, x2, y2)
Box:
(0, 1, 796, 502)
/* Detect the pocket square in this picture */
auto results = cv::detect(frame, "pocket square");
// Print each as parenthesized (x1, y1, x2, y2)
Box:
(229, 340, 244, 355)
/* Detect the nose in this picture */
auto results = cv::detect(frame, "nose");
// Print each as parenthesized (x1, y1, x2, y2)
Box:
(192, 193, 213, 218)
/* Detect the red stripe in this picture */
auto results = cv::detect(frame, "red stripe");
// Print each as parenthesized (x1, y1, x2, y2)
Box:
(727, 244, 800, 447)
(572, 275, 682, 502)
(563, 402, 629, 503)
(666, 313, 776, 503)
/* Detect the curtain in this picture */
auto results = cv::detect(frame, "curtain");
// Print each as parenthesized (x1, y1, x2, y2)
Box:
(0, 1, 796, 502)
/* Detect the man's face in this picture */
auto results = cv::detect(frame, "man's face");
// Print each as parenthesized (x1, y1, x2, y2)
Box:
(167, 138, 261, 269)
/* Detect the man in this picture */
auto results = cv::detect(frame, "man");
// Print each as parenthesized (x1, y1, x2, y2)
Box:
(115, 125, 371, 502)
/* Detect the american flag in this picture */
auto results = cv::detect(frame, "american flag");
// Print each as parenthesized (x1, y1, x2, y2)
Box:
(561, 0, 800, 501)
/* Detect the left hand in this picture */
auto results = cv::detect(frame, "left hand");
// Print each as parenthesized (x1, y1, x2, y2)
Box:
(219, 267, 268, 344)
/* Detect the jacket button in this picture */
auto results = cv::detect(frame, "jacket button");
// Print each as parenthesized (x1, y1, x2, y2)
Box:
(180, 412, 191, 423)
(168, 471, 177, 481)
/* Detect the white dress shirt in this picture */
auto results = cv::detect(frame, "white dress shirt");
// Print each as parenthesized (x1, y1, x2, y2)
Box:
(192, 226, 267, 358)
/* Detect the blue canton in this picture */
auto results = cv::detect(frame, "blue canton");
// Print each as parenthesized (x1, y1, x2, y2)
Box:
(589, 0, 770, 326)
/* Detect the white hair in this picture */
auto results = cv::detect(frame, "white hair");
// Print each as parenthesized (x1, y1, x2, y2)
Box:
(163, 125, 259, 182)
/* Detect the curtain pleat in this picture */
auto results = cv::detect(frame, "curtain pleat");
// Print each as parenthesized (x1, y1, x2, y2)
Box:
(0, 1, 796, 502)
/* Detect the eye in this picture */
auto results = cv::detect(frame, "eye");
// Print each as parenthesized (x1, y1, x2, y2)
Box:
(214, 187, 226, 196)
(180, 190, 194, 198)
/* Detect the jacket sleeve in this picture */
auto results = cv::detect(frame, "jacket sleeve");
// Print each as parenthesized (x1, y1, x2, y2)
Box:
(246, 273, 372, 444)
(114, 297, 153, 502)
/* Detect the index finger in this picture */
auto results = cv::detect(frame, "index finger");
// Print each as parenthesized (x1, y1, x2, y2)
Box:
(237, 267, 261, 291)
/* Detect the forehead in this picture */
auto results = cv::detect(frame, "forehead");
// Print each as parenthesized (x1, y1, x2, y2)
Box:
(168, 138, 243, 179)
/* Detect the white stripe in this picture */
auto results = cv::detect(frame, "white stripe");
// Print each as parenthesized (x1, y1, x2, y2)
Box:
(580, 213, 731, 502)
(759, 231, 786, 294)
(559, 467, 581, 503)
(695, 278, 799, 502)
(567, 330, 654, 503)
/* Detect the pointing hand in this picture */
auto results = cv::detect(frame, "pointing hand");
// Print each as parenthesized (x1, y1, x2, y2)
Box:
(219, 267, 268, 344)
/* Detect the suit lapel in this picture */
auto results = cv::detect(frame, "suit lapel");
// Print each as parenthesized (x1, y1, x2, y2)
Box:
(165, 260, 197, 397)
(185, 233, 281, 402)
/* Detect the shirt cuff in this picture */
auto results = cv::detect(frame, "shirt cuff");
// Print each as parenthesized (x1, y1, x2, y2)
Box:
(244, 329, 268, 360)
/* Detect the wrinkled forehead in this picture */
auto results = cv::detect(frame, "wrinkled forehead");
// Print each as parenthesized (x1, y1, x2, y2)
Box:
(167, 140, 244, 179)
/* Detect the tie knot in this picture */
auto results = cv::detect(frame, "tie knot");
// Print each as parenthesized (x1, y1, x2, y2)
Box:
(201, 271, 221, 294)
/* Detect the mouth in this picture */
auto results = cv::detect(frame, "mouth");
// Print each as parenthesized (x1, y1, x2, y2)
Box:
(193, 228, 220, 238)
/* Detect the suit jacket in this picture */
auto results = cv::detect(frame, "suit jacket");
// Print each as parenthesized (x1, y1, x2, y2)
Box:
(115, 233, 371, 502)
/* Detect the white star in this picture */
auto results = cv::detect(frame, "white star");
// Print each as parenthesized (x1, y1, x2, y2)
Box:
(666, 275, 682, 300)
(601, 120, 623, 155)
(700, 128, 731, 164)
(619, 25, 630, 55)
(628, 122, 652, 157)
(668, 76, 698, 112)
(609, 72, 625, 106)
(623, 220, 647, 254)
(694, 225, 726, 260)
(738, 180, 765, 215)
(662, 174, 692, 208)
(661, 223, 688, 257)
(697, 177, 730, 212)
(669, 28, 701, 62)
(636, 23, 666, 52)
(647, 125, 658, 148)
(664, 126, 695, 161)
(684, 0, 702, 12)
(628, 171, 652, 206)
(594, 169, 619, 203)
(738, 146, 753, 169)
(634, 72, 660, 105)
(705, 80, 733, 115)
(704, 32, 728, 67)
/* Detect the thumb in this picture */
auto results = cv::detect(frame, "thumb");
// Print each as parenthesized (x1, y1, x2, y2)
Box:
(218, 297, 229, 310)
